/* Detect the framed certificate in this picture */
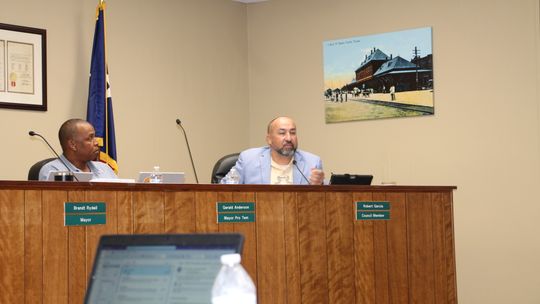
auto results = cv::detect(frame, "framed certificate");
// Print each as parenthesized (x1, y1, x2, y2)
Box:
(0, 23, 46, 111)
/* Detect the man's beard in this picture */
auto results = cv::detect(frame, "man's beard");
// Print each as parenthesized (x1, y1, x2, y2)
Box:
(277, 145, 296, 157)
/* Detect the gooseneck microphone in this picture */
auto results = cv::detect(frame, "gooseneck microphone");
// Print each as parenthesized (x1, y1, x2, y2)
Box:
(292, 160, 310, 185)
(175, 118, 199, 184)
(29, 130, 79, 181)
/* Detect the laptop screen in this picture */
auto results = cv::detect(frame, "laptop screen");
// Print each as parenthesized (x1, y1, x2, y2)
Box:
(137, 172, 185, 184)
(85, 234, 243, 304)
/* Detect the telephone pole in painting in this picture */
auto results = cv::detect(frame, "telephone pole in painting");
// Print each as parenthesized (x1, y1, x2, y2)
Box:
(413, 46, 421, 90)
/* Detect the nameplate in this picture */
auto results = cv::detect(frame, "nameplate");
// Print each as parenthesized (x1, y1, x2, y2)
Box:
(217, 202, 256, 223)
(65, 202, 106, 213)
(357, 211, 390, 220)
(65, 214, 107, 226)
(217, 202, 255, 212)
(356, 201, 390, 211)
(356, 201, 390, 220)
(64, 202, 106, 226)
(218, 213, 256, 223)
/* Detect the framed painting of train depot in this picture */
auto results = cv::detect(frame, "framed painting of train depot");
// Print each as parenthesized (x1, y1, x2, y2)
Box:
(323, 27, 434, 123)
(0, 23, 47, 111)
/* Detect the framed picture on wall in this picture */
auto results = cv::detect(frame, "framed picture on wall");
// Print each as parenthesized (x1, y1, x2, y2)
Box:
(323, 27, 434, 123)
(0, 23, 47, 111)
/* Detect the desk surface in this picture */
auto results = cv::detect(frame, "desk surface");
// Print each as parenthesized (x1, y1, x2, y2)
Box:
(0, 180, 457, 192)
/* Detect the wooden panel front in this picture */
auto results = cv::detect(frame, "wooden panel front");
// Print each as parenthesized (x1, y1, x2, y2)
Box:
(233, 192, 257, 282)
(283, 192, 301, 303)
(67, 190, 87, 304)
(0, 190, 25, 304)
(257, 192, 286, 303)
(408, 192, 436, 303)
(42, 190, 69, 304)
(24, 190, 43, 304)
(372, 192, 390, 304)
(298, 192, 329, 304)
(354, 191, 376, 303)
(386, 192, 409, 303)
(0, 183, 456, 304)
(326, 191, 355, 303)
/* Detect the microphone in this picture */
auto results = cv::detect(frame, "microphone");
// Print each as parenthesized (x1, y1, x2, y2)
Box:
(175, 118, 199, 184)
(292, 160, 310, 185)
(29, 130, 79, 181)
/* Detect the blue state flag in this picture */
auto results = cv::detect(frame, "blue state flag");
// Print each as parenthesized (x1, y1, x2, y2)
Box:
(87, 0, 118, 173)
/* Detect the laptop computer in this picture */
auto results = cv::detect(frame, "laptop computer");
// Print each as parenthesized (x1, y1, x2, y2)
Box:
(137, 172, 185, 184)
(330, 174, 373, 185)
(84, 233, 244, 304)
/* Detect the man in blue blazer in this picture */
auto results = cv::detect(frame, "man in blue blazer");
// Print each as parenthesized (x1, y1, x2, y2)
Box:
(222, 116, 325, 185)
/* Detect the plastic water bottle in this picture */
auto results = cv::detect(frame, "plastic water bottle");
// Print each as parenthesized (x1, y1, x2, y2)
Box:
(222, 167, 240, 184)
(149, 166, 163, 183)
(212, 253, 256, 304)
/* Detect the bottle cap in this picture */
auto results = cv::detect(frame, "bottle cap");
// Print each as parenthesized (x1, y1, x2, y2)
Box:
(220, 253, 241, 265)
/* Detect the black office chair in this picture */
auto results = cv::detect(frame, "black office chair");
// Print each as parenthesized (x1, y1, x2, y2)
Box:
(211, 153, 240, 184)
(28, 158, 56, 180)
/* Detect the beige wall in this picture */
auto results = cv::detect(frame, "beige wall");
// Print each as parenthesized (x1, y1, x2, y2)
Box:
(0, 0, 249, 182)
(246, 0, 540, 303)
(1, 0, 539, 302)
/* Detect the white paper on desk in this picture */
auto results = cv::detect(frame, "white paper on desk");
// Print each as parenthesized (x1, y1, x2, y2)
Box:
(90, 178, 136, 183)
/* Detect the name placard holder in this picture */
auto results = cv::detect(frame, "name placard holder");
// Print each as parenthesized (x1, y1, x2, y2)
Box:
(356, 201, 391, 220)
(64, 202, 106, 226)
(217, 202, 256, 223)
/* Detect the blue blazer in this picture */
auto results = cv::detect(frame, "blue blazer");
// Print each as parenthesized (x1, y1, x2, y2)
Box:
(230, 146, 323, 184)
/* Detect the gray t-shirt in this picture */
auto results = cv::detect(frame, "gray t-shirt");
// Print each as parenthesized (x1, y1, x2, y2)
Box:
(38, 154, 117, 181)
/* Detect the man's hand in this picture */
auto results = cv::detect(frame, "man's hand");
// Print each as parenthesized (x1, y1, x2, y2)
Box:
(309, 168, 325, 185)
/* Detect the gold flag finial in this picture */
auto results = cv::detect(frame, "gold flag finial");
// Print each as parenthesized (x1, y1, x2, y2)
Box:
(96, 0, 106, 18)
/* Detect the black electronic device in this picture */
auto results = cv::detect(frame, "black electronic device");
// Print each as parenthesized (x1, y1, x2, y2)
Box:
(330, 174, 373, 185)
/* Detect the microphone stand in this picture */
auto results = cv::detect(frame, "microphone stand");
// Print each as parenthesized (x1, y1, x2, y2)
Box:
(292, 160, 310, 184)
(29, 131, 79, 181)
(175, 119, 199, 184)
